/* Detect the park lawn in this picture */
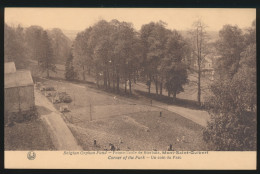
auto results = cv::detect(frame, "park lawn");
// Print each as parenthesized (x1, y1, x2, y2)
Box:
(68, 110, 208, 151)
(37, 78, 209, 151)
(5, 118, 55, 150)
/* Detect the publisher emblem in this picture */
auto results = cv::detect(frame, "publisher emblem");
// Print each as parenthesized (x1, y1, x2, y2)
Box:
(27, 151, 36, 160)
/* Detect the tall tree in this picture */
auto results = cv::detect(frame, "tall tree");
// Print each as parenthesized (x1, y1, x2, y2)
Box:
(4, 24, 27, 68)
(73, 27, 93, 81)
(88, 20, 114, 89)
(189, 19, 209, 106)
(38, 31, 56, 78)
(65, 49, 77, 80)
(140, 21, 169, 95)
(111, 20, 140, 94)
(162, 30, 189, 100)
(215, 25, 245, 79)
(25, 25, 44, 66)
(47, 28, 72, 64)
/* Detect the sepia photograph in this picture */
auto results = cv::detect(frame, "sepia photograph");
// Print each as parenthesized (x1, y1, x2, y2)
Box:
(4, 8, 256, 168)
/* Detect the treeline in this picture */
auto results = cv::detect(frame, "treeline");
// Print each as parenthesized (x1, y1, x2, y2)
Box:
(4, 24, 71, 76)
(71, 18, 256, 150)
(72, 20, 190, 100)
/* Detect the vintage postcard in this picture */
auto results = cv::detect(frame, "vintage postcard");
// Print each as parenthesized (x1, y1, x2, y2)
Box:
(4, 8, 256, 169)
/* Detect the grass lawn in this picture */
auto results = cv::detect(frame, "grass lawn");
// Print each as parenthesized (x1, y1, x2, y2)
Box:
(5, 118, 55, 150)
(68, 110, 208, 151)
(37, 78, 209, 151)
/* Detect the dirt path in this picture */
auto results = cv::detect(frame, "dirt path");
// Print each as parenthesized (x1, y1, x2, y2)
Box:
(35, 89, 82, 150)
(132, 83, 210, 127)
(158, 105, 210, 127)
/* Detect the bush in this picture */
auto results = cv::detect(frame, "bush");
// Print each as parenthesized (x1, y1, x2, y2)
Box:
(203, 111, 256, 151)
(40, 85, 55, 91)
(54, 92, 72, 103)
(45, 86, 55, 91)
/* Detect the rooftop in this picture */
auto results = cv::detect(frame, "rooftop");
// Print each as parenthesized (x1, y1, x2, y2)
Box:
(5, 70, 34, 88)
(5, 62, 16, 74)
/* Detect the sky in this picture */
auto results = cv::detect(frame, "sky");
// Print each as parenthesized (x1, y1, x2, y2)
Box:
(5, 8, 256, 31)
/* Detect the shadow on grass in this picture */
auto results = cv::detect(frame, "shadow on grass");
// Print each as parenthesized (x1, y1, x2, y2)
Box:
(87, 85, 140, 100)
(35, 76, 140, 100)
(135, 89, 203, 110)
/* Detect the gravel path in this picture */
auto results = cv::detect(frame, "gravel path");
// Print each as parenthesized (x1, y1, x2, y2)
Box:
(35, 89, 82, 150)
(159, 105, 210, 127)
(133, 83, 210, 127)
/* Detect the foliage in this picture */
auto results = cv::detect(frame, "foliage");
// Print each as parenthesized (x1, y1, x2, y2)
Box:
(73, 19, 142, 93)
(5, 24, 71, 78)
(4, 24, 27, 69)
(72, 19, 189, 97)
(25, 25, 44, 65)
(55, 92, 72, 103)
(162, 31, 189, 99)
(215, 25, 245, 78)
(140, 21, 170, 95)
(204, 21, 256, 150)
(38, 31, 56, 77)
(47, 28, 72, 64)
(65, 50, 77, 80)
(73, 27, 93, 81)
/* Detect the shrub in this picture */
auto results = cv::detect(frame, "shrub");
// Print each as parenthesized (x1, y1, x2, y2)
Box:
(55, 92, 72, 103)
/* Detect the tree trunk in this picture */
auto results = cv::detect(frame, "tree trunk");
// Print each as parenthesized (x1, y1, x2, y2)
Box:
(47, 69, 49, 78)
(148, 74, 151, 94)
(96, 72, 99, 88)
(107, 70, 110, 89)
(82, 66, 85, 81)
(155, 75, 158, 95)
(134, 70, 136, 84)
(103, 70, 107, 89)
(168, 91, 170, 97)
(116, 71, 120, 93)
(173, 91, 177, 102)
(125, 79, 127, 93)
(197, 27, 202, 106)
(129, 74, 132, 94)
(112, 70, 115, 91)
(160, 81, 163, 96)
(136, 70, 139, 81)
(198, 68, 201, 105)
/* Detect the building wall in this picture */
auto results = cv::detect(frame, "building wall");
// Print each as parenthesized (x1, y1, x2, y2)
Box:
(4, 85, 35, 113)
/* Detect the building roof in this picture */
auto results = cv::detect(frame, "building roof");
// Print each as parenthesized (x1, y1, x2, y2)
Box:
(5, 70, 34, 88)
(5, 62, 16, 74)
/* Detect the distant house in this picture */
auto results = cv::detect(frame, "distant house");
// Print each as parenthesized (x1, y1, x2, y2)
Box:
(192, 54, 215, 80)
(201, 56, 214, 80)
(4, 62, 35, 114)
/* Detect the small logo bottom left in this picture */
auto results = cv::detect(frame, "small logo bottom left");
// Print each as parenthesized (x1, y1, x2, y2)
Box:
(27, 151, 36, 160)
